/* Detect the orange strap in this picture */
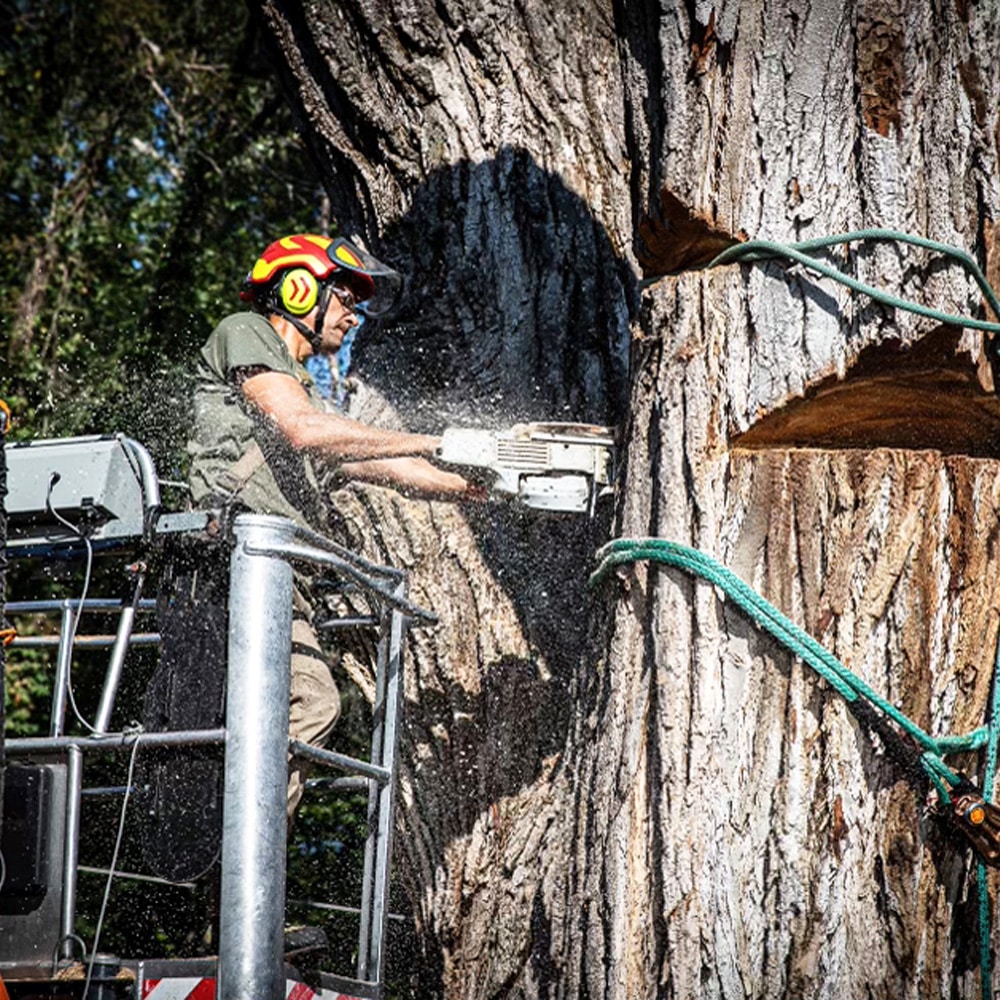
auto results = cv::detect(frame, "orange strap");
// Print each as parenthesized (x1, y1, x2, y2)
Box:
(0, 628, 15, 647)
(0, 398, 10, 431)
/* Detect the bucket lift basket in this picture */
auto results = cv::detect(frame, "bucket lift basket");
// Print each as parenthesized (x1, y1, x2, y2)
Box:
(0, 435, 430, 999)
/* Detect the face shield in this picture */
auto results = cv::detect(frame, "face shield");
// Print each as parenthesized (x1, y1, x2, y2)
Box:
(327, 237, 403, 318)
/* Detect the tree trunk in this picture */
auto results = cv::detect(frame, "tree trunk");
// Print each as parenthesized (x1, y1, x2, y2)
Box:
(253, 0, 1000, 996)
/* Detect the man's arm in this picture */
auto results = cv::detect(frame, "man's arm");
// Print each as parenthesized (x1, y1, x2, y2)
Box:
(340, 457, 482, 497)
(241, 370, 441, 461)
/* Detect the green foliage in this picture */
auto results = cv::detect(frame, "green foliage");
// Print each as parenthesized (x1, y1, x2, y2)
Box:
(0, 0, 323, 464)
(0, 0, 402, 976)
(3, 644, 52, 735)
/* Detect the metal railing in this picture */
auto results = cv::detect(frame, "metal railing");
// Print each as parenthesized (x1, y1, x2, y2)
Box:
(3, 511, 429, 1000)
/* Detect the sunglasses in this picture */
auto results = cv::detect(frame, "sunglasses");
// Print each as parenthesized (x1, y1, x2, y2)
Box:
(331, 284, 358, 313)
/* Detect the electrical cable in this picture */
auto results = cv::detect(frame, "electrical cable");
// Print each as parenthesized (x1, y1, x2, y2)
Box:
(45, 473, 100, 736)
(83, 730, 142, 997)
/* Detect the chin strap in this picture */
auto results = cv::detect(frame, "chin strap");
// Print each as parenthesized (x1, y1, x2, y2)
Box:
(311, 284, 336, 352)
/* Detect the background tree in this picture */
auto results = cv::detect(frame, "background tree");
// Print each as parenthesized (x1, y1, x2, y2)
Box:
(0, 0, 322, 450)
(0, 0, 378, 970)
(250, 1, 1000, 997)
(0, 0, 322, 727)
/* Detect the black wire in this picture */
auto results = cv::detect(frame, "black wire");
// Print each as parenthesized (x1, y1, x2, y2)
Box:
(45, 473, 99, 735)
(42, 469, 146, 982)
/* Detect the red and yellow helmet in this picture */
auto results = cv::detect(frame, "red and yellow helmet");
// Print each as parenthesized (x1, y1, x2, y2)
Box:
(241, 234, 401, 317)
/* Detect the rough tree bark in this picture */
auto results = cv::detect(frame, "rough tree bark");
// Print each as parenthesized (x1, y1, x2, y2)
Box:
(252, 1, 1000, 996)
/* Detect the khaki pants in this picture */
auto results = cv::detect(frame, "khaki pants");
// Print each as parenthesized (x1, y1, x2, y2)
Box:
(287, 596, 341, 818)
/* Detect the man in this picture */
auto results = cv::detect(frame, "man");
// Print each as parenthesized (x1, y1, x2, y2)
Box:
(187, 232, 476, 817)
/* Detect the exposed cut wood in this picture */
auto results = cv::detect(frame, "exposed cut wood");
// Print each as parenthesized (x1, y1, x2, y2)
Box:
(736, 324, 1000, 456)
(637, 188, 742, 276)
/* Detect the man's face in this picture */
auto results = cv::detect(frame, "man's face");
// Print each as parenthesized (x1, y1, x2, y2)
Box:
(310, 283, 360, 355)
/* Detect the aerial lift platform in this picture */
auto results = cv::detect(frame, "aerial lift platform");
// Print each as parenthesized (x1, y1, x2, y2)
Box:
(0, 432, 429, 1000)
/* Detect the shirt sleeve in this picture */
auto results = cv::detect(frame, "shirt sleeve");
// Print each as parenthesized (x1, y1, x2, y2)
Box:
(201, 313, 299, 383)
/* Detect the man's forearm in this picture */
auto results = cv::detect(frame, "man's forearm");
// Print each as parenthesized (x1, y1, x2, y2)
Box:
(241, 371, 442, 461)
(293, 411, 441, 461)
(340, 456, 473, 496)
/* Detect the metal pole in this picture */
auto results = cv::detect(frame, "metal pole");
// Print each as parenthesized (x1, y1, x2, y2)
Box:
(53, 597, 82, 960)
(358, 585, 408, 987)
(49, 603, 75, 738)
(4, 599, 157, 613)
(288, 739, 390, 784)
(357, 622, 387, 983)
(5, 728, 226, 756)
(369, 598, 406, 986)
(59, 745, 83, 958)
(14, 633, 160, 648)
(93, 568, 146, 734)
(217, 515, 295, 1000)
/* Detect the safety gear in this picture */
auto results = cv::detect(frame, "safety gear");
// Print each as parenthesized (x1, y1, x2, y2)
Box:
(952, 791, 1000, 866)
(279, 268, 322, 316)
(330, 285, 358, 313)
(239, 233, 402, 354)
(240, 234, 402, 319)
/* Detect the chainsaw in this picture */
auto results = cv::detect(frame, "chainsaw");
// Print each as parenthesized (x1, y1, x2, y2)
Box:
(437, 422, 616, 514)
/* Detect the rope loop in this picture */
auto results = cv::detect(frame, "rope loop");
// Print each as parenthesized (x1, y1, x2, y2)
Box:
(593, 538, 996, 814)
(703, 229, 1000, 333)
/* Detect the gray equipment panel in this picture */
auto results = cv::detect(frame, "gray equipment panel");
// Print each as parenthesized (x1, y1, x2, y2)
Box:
(4, 436, 150, 550)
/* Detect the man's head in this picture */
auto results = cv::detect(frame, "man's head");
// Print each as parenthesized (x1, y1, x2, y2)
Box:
(240, 234, 401, 354)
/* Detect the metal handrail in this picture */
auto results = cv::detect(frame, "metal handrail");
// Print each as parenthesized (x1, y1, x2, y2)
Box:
(4, 729, 226, 755)
(3, 599, 156, 614)
(11, 634, 160, 648)
(291, 523, 405, 582)
(243, 539, 435, 622)
(3, 511, 426, 1000)
(289, 740, 391, 785)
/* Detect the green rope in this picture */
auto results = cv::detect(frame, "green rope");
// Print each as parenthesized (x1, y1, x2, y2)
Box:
(978, 630, 1000, 1000)
(591, 537, 987, 794)
(592, 536, 1000, 994)
(701, 229, 1000, 334)
(640, 228, 1000, 330)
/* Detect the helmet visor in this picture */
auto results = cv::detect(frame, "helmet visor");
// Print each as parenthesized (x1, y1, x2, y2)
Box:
(327, 237, 403, 318)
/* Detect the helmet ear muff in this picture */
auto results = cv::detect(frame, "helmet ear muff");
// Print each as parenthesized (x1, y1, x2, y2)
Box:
(279, 268, 320, 316)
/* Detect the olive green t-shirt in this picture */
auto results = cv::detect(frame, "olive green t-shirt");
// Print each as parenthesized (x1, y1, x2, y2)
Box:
(186, 312, 333, 531)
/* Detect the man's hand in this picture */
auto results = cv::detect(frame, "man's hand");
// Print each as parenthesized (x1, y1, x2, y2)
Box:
(462, 483, 490, 502)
